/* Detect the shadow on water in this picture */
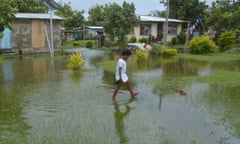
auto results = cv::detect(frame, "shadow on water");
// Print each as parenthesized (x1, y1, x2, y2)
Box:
(0, 50, 240, 144)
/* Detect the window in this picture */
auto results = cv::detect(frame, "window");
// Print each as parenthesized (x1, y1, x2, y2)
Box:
(168, 23, 177, 35)
(140, 24, 151, 36)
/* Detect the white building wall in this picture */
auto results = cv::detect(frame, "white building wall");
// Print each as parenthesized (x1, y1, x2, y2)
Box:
(128, 22, 183, 42)
(163, 23, 183, 42)
(151, 23, 158, 38)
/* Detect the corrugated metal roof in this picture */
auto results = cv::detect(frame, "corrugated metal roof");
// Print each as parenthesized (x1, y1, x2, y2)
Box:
(86, 26, 103, 29)
(16, 13, 63, 20)
(140, 15, 187, 23)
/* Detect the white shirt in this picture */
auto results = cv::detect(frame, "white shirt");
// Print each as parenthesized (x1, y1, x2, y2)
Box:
(115, 58, 128, 83)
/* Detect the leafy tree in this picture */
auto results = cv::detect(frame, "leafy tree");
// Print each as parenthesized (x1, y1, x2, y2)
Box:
(88, 5, 105, 26)
(55, 1, 74, 18)
(148, 10, 166, 17)
(160, 0, 208, 22)
(102, 2, 138, 48)
(15, 0, 47, 13)
(55, 1, 85, 29)
(0, 0, 17, 35)
(0, 0, 56, 37)
(66, 10, 85, 28)
(207, 1, 240, 32)
(217, 31, 235, 52)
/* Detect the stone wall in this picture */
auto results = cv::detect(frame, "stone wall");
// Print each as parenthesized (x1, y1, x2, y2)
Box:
(12, 20, 32, 50)
(12, 19, 62, 54)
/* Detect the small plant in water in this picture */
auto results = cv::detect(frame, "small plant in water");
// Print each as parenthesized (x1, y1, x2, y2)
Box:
(135, 49, 148, 63)
(66, 52, 85, 70)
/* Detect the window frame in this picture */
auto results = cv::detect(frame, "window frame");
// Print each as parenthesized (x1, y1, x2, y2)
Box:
(168, 23, 178, 35)
(140, 24, 152, 36)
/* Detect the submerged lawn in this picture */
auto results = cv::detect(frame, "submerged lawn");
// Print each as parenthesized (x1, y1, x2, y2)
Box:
(176, 52, 240, 62)
(0, 55, 16, 62)
(1, 49, 240, 144)
(98, 52, 240, 84)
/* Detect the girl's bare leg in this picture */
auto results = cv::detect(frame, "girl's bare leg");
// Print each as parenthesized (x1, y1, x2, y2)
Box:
(112, 82, 122, 100)
(126, 81, 136, 96)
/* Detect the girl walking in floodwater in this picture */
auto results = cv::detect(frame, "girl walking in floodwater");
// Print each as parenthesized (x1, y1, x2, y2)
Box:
(112, 49, 138, 101)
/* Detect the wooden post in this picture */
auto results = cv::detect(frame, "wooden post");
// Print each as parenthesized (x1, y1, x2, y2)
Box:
(184, 22, 190, 53)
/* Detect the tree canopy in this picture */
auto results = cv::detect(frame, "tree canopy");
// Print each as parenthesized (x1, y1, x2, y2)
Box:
(88, 2, 138, 47)
(208, 0, 240, 32)
(160, 0, 208, 22)
(15, 0, 47, 13)
(102, 2, 138, 47)
(55, 1, 85, 29)
(0, 0, 48, 34)
(88, 5, 105, 26)
(0, 0, 17, 34)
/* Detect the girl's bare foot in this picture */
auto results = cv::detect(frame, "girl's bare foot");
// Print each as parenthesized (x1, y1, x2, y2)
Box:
(131, 92, 139, 98)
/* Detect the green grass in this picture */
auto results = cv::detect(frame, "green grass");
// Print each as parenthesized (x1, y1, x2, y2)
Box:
(61, 40, 96, 49)
(0, 55, 17, 63)
(167, 44, 185, 49)
(195, 70, 240, 84)
(96, 60, 116, 73)
(151, 43, 185, 49)
(153, 70, 240, 96)
(176, 52, 240, 62)
(97, 51, 240, 85)
(61, 40, 83, 49)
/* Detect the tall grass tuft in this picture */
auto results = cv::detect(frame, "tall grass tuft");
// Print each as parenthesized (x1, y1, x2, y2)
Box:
(66, 52, 85, 70)
(135, 49, 148, 63)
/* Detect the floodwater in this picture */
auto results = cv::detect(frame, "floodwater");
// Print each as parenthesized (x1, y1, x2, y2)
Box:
(0, 49, 240, 144)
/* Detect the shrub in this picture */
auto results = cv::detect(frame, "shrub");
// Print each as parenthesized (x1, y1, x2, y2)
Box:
(66, 52, 85, 70)
(73, 41, 81, 46)
(61, 40, 67, 46)
(85, 40, 94, 48)
(129, 36, 137, 43)
(161, 48, 177, 56)
(139, 37, 148, 43)
(176, 31, 186, 44)
(171, 37, 178, 45)
(217, 31, 235, 52)
(135, 49, 148, 63)
(236, 30, 240, 44)
(150, 43, 163, 54)
(150, 43, 166, 54)
(188, 35, 217, 54)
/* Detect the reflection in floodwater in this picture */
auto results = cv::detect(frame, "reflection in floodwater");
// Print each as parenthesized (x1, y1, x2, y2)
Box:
(113, 99, 134, 144)
(1, 60, 14, 87)
(0, 60, 30, 143)
(0, 55, 61, 144)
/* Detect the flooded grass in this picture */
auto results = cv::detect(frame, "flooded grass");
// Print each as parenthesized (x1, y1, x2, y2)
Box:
(195, 70, 240, 84)
(1, 50, 240, 144)
(96, 60, 116, 73)
(177, 52, 240, 62)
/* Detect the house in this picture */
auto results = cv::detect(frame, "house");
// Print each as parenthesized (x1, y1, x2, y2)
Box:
(0, 13, 63, 54)
(62, 26, 104, 41)
(130, 15, 187, 42)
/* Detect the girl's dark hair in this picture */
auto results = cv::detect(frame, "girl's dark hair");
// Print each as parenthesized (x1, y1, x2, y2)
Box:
(122, 49, 132, 56)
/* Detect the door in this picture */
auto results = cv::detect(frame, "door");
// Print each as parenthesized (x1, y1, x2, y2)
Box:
(32, 20, 45, 48)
